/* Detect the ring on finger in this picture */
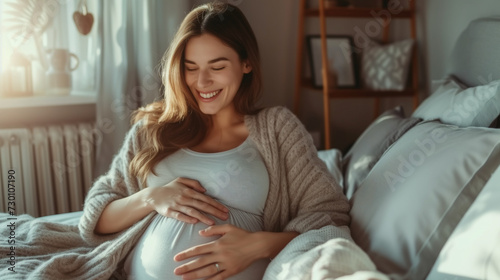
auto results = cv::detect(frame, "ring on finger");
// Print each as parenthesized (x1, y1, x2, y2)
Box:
(215, 263, 220, 272)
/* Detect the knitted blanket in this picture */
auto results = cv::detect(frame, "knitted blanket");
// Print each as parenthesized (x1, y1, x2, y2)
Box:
(0, 213, 124, 279)
(0, 106, 350, 279)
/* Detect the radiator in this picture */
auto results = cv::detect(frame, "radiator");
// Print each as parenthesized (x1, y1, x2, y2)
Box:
(0, 123, 96, 217)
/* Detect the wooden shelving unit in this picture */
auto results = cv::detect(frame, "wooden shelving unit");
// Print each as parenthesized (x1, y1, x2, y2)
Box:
(293, 0, 419, 149)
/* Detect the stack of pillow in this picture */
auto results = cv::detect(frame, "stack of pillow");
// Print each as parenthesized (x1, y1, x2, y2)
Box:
(344, 76, 500, 279)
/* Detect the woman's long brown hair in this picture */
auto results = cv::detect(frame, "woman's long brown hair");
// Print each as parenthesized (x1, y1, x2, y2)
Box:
(130, 2, 262, 187)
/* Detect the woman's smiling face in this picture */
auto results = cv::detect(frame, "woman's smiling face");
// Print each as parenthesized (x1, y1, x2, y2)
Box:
(184, 34, 252, 116)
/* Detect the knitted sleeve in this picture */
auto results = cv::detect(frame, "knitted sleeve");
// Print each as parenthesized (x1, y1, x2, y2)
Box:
(78, 121, 153, 246)
(257, 107, 350, 233)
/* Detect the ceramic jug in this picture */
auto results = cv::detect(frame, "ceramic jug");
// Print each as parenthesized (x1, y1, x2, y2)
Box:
(46, 49, 79, 94)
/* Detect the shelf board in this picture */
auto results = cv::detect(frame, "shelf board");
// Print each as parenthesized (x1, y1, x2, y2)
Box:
(302, 79, 416, 98)
(0, 92, 96, 109)
(305, 7, 413, 18)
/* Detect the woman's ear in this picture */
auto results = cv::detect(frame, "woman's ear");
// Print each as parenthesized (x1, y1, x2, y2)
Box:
(242, 61, 252, 74)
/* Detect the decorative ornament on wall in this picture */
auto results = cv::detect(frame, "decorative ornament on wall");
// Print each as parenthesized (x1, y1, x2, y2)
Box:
(73, 0, 94, 35)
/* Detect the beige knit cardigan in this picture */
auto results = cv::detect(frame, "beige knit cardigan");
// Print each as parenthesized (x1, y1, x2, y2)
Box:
(0, 106, 349, 279)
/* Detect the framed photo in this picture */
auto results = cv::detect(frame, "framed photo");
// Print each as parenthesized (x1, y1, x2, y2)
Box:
(307, 35, 357, 88)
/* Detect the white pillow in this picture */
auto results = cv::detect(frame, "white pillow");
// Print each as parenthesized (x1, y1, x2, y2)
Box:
(362, 39, 414, 90)
(317, 149, 344, 189)
(412, 77, 500, 127)
(426, 165, 500, 280)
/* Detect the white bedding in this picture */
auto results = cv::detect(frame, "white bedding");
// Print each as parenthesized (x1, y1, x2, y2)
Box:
(38, 211, 83, 225)
(264, 225, 389, 280)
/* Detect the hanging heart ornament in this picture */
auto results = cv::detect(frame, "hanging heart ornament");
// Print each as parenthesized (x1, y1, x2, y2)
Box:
(73, 0, 94, 35)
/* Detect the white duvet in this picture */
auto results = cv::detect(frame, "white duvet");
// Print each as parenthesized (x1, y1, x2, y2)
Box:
(264, 225, 390, 280)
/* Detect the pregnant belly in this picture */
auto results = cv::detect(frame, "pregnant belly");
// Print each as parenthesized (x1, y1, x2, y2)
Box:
(125, 206, 270, 280)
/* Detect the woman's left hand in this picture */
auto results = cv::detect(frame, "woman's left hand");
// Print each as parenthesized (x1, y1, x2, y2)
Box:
(173, 224, 265, 280)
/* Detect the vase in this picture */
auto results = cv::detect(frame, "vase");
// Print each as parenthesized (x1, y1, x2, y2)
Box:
(45, 49, 79, 95)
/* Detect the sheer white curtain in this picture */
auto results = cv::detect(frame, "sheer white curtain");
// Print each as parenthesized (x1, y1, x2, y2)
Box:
(0, 0, 190, 176)
(94, 0, 190, 177)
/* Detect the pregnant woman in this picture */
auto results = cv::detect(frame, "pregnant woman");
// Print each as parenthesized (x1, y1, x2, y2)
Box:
(88, 2, 350, 279)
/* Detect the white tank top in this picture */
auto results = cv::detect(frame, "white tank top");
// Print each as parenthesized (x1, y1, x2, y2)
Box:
(124, 138, 270, 279)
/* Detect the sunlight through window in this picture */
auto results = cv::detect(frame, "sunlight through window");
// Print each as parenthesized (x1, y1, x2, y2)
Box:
(0, 0, 100, 100)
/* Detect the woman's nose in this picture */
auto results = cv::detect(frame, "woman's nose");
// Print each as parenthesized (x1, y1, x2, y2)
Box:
(197, 70, 212, 88)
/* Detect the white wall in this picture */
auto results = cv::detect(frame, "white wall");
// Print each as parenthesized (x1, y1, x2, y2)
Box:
(192, 0, 298, 109)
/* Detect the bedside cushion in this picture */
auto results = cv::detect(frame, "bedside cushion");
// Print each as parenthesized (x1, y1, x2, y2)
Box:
(349, 121, 500, 279)
(412, 76, 500, 127)
(342, 106, 420, 199)
(362, 39, 414, 90)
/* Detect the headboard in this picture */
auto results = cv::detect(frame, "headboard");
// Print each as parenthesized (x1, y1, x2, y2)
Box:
(449, 16, 500, 87)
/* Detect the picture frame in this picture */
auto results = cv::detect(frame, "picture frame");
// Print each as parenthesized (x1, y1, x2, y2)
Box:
(307, 35, 357, 88)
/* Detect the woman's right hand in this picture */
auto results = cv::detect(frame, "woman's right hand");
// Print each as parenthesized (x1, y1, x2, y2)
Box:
(145, 177, 229, 225)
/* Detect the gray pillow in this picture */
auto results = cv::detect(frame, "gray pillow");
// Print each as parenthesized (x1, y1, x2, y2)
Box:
(412, 76, 500, 127)
(342, 106, 420, 199)
(349, 121, 500, 279)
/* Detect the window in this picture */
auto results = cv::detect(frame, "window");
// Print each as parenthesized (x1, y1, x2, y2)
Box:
(0, 0, 100, 104)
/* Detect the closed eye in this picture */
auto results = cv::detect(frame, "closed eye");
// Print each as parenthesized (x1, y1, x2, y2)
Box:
(212, 66, 225, 71)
